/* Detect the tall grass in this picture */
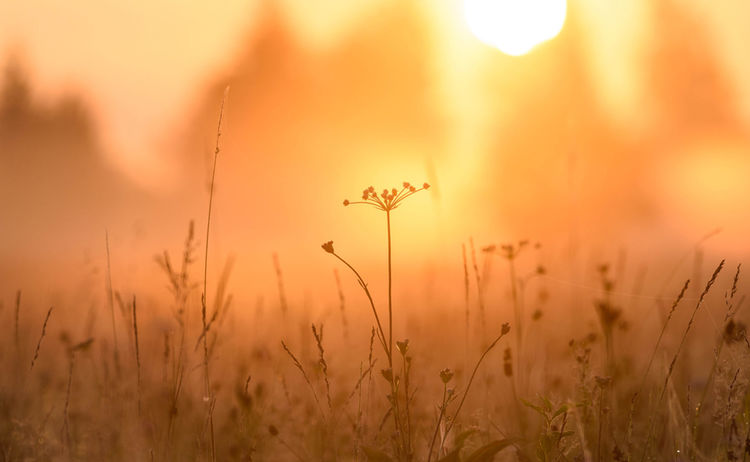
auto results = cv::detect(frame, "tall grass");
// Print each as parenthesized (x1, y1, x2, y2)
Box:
(3, 155, 748, 460)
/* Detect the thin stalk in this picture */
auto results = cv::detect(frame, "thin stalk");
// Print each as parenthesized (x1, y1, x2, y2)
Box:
(628, 279, 689, 455)
(14, 290, 20, 351)
(387, 209, 393, 360)
(384, 210, 407, 458)
(403, 354, 412, 458)
(331, 253, 388, 355)
(105, 231, 120, 375)
(441, 325, 510, 447)
(427, 384, 449, 462)
(62, 353, 75, 454)
(640, 260, 724, 461)
(132, 296, 142, 415)
(691, 338, 724, 441)
(385, 210, 410, 459)
(597, 385, 606, 462)
(462, 243, 470, 364)
(637, 280, 690, 394)
(201, 86, 228, 462)
(30, 306, 53, 370)
(508, 256, 522, 390)
(469, 239, 486, 344)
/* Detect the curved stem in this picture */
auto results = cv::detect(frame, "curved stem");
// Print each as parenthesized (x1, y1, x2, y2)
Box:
(332, 253, 389, 356)
(442, 328, 510, 446)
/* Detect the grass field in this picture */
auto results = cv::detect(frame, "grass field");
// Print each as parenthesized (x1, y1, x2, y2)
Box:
(1, 163, 745, 461)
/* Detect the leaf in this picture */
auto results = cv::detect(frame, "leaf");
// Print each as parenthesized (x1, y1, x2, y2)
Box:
(551, 405, 568, 420)
(454, 428, 478, 450)
(361, 446, 393, 462)
(436, 448, 461, 462)
(464, 438, 519, 462)
(541, 396, 553, 413)
(521, 399, 545, 417)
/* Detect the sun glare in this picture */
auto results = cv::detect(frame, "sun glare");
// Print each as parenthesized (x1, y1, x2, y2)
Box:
(464, 0, 567, 56)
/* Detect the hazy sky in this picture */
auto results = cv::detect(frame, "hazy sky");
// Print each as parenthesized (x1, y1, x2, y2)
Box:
(3, 0, 750, 304)
(2, 0, 750, 189)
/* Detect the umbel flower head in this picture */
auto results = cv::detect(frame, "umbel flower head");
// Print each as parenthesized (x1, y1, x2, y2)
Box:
(343, 181, 429, 212)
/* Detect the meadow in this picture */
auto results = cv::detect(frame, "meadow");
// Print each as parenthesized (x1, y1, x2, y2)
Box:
(4, 0, 750, 460)
(1, 152, 746, 461)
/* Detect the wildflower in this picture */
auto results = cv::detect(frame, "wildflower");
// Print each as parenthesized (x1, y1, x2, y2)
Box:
(439, 368, 454, 384)
(321, 241, 335, 254)
(501, 322, 511, 335)
(342, 181, 430, 212)
(396, 339, 409, 355)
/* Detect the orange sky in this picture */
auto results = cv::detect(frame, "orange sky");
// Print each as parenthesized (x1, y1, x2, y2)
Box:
(2, 0, 750, 189)
(2, 0, 750, 307)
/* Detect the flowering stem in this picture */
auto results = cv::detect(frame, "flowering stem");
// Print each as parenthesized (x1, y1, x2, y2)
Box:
(330, 181, 429, 461)
(387, 209, 393, 361)
(385, 210, 409, 459)
(200, 87, 227, 462)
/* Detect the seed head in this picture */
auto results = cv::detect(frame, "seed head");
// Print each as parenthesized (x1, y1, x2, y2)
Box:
(439, 368, 454, 384)
(321, 241, 335, 254)
(396, 339, 409, 355)
(501, 322, 511, 335)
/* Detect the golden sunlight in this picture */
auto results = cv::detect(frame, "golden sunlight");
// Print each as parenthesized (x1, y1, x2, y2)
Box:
(463, 0, 567, 55)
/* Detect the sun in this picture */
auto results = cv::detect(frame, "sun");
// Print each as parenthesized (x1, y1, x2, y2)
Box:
(463, 0, 567, 56)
